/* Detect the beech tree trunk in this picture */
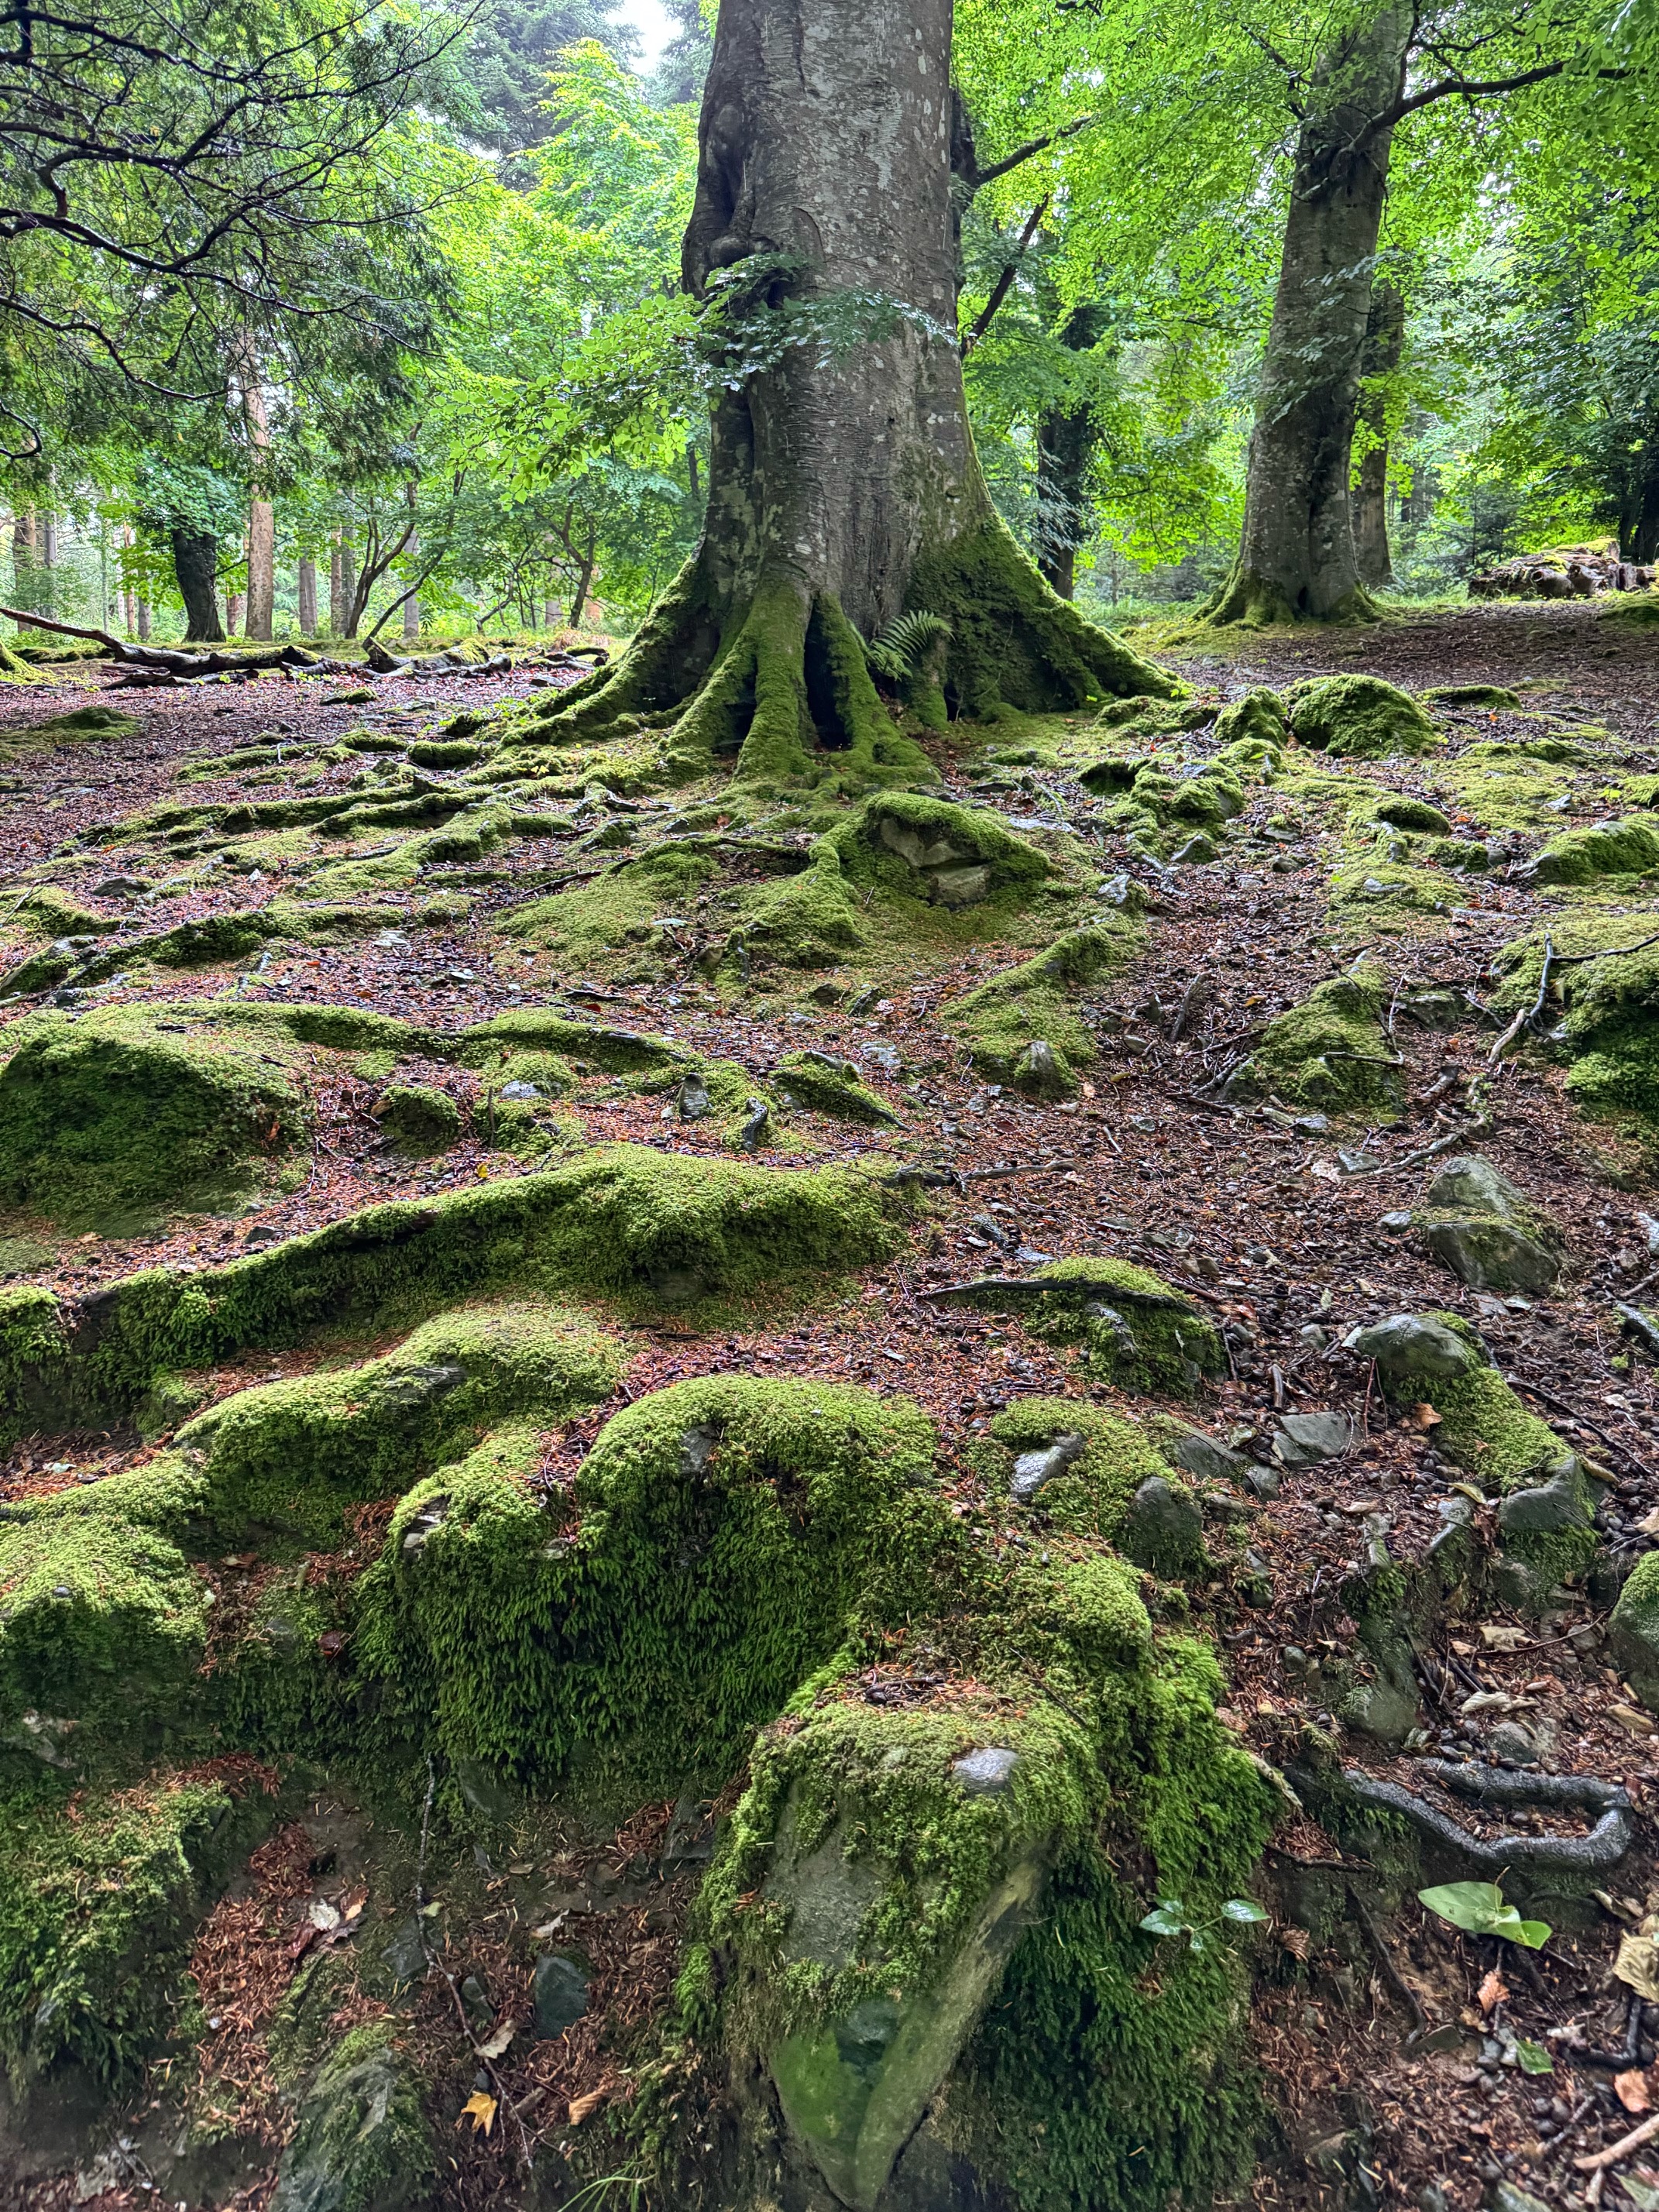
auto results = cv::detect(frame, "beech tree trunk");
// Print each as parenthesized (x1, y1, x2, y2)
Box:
(171, 529, 225, 642)
(1353, 280, 1403, 587)
(543, 0, 1168, 785)
(297, 556, 318, 635)
(329, 533, 346, 635)
(1207, 9, 1411, 626)
(1036, 303, 1111, 599)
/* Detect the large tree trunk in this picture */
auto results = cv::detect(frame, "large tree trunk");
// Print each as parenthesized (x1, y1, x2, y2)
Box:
(172, 528, 225, 642)
(1036, 303, 1111, 599)
(1353, 280, 1404, 588)
(541, 0, 1168, 786)
(1207, 9, 1411, 627)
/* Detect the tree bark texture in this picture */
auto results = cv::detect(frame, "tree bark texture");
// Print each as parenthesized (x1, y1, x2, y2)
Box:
(329, 534, 346, 636)
(1036, 303, 1111, 600)
(1352, 280, 1403, 587)
(297, 556, 318, 636)
(1207, 9, 1411, 626)
(543, 0, 1169, 788)
(171, 528, 225, 642)
(1617, 459, 1659, 564)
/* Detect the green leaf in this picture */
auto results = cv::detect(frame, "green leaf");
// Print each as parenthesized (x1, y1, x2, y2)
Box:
(1510, 1918, 1554, 1951)
(1221, 1898, 1269, 1924)
(1139, 1900, 1188, 1936)
(1417, 1880, 1507, 1935)
(1514, 2038, 1554, 2074)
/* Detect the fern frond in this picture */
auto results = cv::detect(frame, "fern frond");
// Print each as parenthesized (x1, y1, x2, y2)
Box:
(859, 609, 952, 682)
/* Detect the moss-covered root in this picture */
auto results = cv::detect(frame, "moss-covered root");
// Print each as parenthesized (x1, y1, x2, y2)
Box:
(1238, 959, 1402, 1116)
(909, 517, 1177, 716)
(1201, 565, 1378, 630)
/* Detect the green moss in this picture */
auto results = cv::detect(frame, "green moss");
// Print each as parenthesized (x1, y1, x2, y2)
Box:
(942, 923, 1136, 1080)
(1424, 684, 1520, 709)
(986, 1399, 1173, 1537)
(0, 1005, 307, 1230)
(182, 1300, 622, 1546)
(1022, 1262, 1226, 1395)
(909, 517, 1176, 716)
(1495, 920, 1659, 1126)
(739, 849, 869, 967)
(1238, 962, 1403, 1115)
(407, 737, 489, 768)
(1371, 794, 1451, 834)
(0, 1767, 270, 2091)
(1213, 689, 1289, 751)
(772, 1053, 901, 1125)
(1369, 1313, 1561, 1483)
(373, 1082, 462, 1155)
(272, 2016, 434, 2212)
(358, 1376, 943, 1789)
(1523, 816, 1659, 887)
(503, 846, 717, 974)
(1286, 675, 1441, 759)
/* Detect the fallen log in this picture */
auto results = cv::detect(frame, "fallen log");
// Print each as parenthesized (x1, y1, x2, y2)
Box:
(0, 604, 340, 678)
(363, 637, 609, 678)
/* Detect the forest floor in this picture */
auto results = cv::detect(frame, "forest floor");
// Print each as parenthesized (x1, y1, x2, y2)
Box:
(3, 596, 1659, 2212)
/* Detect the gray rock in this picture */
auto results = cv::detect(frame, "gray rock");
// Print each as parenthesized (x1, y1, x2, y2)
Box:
(1379, 1211, 1413, 1234)
(1272, 1411, 1353, 1466)
(498, 1080, 541, 1101)
(930, 864, 991, 908)
(1425, 1155, 1529, 1220)
(452, 1756, 520, 1822)
(272, 2036, 433, 2212)
(1170, 833, 1218, 866)
(532, 1952, 589, 2039)
(459, 1974, 494, 2029)
(678, 1424, 720, 1479)
(1121, 1475, 1204, 1574)
(675, 1070, 712, 1121)
(381, 1916, 428, 1988)
(952, 1747, 1020, 1795)
(1496, 1469, 1588, 1535)
(1166, 1430, 1252, 1485)
(1424, 1216, 1561, 1295)
(1610, 1575, 1659, 1712)
(1012, 1039, 1074, 1101)
(1348, 1314, 1477, 1379)
(1486, 1720, 1540, 1767)
(1011, 1431, 1087, 1503)
(1245, 1463, 1282, 1501)
(738, 1096, 769, 1152)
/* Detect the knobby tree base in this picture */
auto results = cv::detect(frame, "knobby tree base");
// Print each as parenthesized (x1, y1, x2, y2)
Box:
(1200, 565, 1381, 630)
(538, 521, 1177, 790)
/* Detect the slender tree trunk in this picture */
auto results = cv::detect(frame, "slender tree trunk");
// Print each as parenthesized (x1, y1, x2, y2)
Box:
(1352, 280, 1403, 587)
(227, 589, 246, 634)
(136, 596, 151, 641)
(543, 594, 558, 631)
(403, 485, 421, 641)
(41, 514, 57, 567)
(1036, 303, 1111, 599)
(342, 534, 362, 637)
(171, 529, 225, 642)
(1207, 9, 1412, 626)
(120, 526, 136, 636)
(329, 531, 346, 635)
(12, 512, 37, 606)
(543, 0, 1169, 785)
(297, 556, 318, 635)
(568, 521, 597, 628)
(1621, 455, 1659, 564)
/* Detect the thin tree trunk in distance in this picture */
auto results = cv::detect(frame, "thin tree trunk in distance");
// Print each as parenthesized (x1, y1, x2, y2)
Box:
(329, 533, 345, 635)
(1207, 8, 1412, 626)
(1353, 280, 1403, 587)
(172, 529, 225, 642)
(403, 486, 421, 641)
(12, 513, 36, 605)
(543, 0, 1170, 785)
(120, 526, 136, 635)
(1036, 302, 1111, 599)
(136, 596, 151, 641)
(297, 557, 318, 635)
(568, 520, 596, 628)
(341, 535, 360, 637)
(227, 589, 246, 634)
(41, 514, 57, 567)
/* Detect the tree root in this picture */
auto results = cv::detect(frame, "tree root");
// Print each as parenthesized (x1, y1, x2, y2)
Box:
(1340, 1761, 1633, 1876)
(1200, 568, 1381, 630)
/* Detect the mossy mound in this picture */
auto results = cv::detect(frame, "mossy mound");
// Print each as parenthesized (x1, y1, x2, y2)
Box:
(1422, 685, 1520, 709)
(1286, 675, 1441, 759)
(771, 1052, 900, 1125)
(4, 705, 143, 747)
(1371, 794, 1451, 834)
(1348, 1311, 1561, 1484)
(0, 1005, 309, 1231)
(1212, 688, 1289, 750)
(985, 1398, 1175, 1537)
(372, 1082, 462, 1154)
(503, 845, 717, 974)
(1494, 922, 1659, 1128)
(1520, 816, 1659, 888)
(1024, 1259, 1226, 1394)
(942, 923, 1135, 1084)
(1235, 962, 1402, 1115)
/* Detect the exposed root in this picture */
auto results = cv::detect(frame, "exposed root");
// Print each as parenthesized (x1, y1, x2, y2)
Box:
(1200, 567, 1381, 630)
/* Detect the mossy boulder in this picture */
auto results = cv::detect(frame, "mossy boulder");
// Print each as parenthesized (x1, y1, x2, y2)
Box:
(943, 923, 1134, 1084)
(929, 1261, 1223, 1397)
(1609, 1553, 1659, 1713)
(1415, 1156, 1562, 1295)
(373, 1082, 462, 1154)
(1372, 794, 1451, 835)
(827, 793, 1050, 912)
(1212, 688, 1289, 750)
(1235, 961, 1401, 1116)
(1346, 1311, 1565, 1486)
(1286, 675, 1441, 759)
(0, 1006, 307, 1230)
(272, 2024, 434, 2212)
(1520, 816, 1659, 888)
(772, 1052, 901, 1125)
(1494, 923, 1659, 1128)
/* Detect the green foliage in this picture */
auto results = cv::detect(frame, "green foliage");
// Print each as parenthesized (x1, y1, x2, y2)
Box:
(1139, 1894, 1269, 1952)
(1418, 1881, 1551, 1949)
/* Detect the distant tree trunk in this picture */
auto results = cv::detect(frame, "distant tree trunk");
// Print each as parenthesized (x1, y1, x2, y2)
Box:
(543, 0, 1169, 778)
(172, 530, 225, 641)
(12, 512, 37, 606)
(41, 514, 57, 567)
(568, 520, 597, 628)
(329, 531, 346, 634)
(297, 557, 318, 634)
(402, 485, 421, 640)
(543, 593, 558, 631)
(1206, 8, 1412, 626)
(1036, 302, 1111, 599)
(340, 535, 360, 637)
(1617, 452, 1659, 563)
(227, 589, 246, 634)
(120, 526, 136, 636)
(1352, 280, 1403, 587)
(136, 596, 151, 641)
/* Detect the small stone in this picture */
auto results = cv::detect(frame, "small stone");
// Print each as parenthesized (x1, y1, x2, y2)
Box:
(1425, 1156, 1528, 1220)
(1011, 1431, 1087, 1503)
(1496, 1470, 1589, 1536)
(1485, 1719, 1540, 1767)
(242, 1222, 283, 1249)
(1012, 1039, 1075, 1101)
(1121, 1475, 1204, 1574)
(1170, 833, 1218, 866)
(1379, 1211, 1413, 1233)
(532, 1952, 589, 2039)
(1424, 1216, 1561, 1295)
(952, 1747, 1019, 1795)
(739, 1097, 769, 1153)
(499, 1080, 541, 1101)
(1293, 1113, 1330, 1133)
(1166, 1431, 1252, 1485)
(382, 1916, 428, 1986)
(459, 1974, 494, 2028)
(1298, 1324, 1331, 1351)
(1272, 1410, 1353, 1466)
(1488, 2184, 1552, 2212)
(675, 1071, 712, 1122)
(930, 863, 991, 907)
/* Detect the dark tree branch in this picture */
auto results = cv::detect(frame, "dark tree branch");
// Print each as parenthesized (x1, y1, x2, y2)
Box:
(970, 114, 1094, 191)
(960, 196, 1049, 356)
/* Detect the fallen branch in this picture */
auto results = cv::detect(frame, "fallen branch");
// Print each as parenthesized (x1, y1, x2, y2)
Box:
(1575, 2110, 1659, 2172)
(1, 603, 336, 678)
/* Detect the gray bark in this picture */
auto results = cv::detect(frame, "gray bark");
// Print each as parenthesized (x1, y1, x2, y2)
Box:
(171, 528, 225, 642)
(1036, 302, 1111, 599)
(1354, 279, 1403, 587)
(297, 555, 318, 635)
(1209, 9, 1412, 625)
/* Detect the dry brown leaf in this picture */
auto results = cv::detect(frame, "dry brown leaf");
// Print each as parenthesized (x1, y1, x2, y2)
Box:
(1636, 1507, 1659, 1537)
(1611, 1704, 1657, 1739)
(568, 2088, 608, 2126)
(1404, 1402, 1443, 1431)
(1479, 1623, 1529, 1652)
(1617, 2069, 1654, 2114)
(1479, 1970, 1508, 2013)
(341, 1885, 368, 1922)
(475, 2019, 517, 2061)
(1281, 1928, 1311, 1961)
(459, 2091, 496, 2136)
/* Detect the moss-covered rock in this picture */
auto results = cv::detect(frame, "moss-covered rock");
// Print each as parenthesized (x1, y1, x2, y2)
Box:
(771, 1052, 900, 1125)
(943, 923, 1134, 1083)
(1520, 816, 1659, 888)
(1494, 922, 1659, 1128)
(1022, 1259, 1225, 1394)
(271, 2022, 434, 2212)
(0, 1005, 307, 1230)
(1212, 688, 1289, 750)
(1286, 675, 1441, 759)
(1371, 793, 1451, 834)
(1235, 961, 1402, 1116)
(1415, 1156, 1563, 1294)
(372, 1082, 462, 1155)
(1609, 1553, 1659, 1712)
(1346, 1311, 1565, 1485)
